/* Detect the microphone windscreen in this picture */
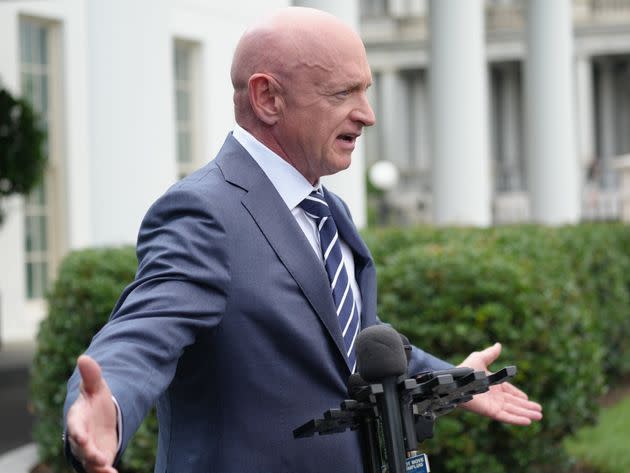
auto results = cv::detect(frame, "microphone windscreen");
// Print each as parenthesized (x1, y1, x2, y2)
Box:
(356, 325, 408, 382)
(347, 373, 368, 397)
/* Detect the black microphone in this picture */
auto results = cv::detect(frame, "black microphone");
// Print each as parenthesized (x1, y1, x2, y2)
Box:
(356, 325, 408, 473)
(347, 374, 381, 473)
(397, 332, 419, 456)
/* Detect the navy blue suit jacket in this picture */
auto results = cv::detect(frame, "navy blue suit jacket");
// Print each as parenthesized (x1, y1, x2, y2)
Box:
(64, 134, 451, 473)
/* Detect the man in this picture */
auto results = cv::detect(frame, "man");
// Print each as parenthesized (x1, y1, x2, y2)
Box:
(64, 7, 542, 473)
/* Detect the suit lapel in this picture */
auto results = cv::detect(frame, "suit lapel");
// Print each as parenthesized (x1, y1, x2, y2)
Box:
(215, 136, 350, 368)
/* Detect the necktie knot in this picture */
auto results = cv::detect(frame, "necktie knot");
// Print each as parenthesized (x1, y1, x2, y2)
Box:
(299, 190, 332, 221)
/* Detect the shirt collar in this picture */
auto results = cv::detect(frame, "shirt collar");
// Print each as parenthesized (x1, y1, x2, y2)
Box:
(232, 124, 320, 210)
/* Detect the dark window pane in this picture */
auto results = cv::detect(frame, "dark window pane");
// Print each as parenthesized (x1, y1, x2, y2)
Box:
(176, 89, 190, 121)
(39, 262, 48, 298)
(38, 25, 48, 65)
(25, 216, 34, 252)
(39, 74, 49, 115)
(39, 215, 48, 252)
(22, 73, 35, 102)
(20, 21, 33, 64)
(175, 45, 190, 81)
(26, 263, 35, 299)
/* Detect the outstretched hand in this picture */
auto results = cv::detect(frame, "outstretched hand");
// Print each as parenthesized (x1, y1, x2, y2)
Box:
(459, 343, 543, 425)
(66, 355, 119, 473)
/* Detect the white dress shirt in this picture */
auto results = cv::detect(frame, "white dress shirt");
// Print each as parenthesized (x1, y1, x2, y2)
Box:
(232, 124, 362, 316)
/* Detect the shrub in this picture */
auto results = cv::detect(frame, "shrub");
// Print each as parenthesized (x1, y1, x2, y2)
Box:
(0, 87, 47, 224)
(558, 223, 630, 381)
(370, 225, 605, 473)
(31, 223, 630, 473)
(30, 247, 158, 473)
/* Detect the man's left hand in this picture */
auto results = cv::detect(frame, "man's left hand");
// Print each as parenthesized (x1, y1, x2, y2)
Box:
(459, 342, 543, 425)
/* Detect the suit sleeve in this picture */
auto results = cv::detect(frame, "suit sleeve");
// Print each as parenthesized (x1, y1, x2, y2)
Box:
(63, 184, 231, 460)
(406, 344, 453, 375)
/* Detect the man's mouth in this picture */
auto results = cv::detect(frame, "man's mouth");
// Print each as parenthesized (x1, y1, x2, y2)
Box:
(338, 133, 359, 143)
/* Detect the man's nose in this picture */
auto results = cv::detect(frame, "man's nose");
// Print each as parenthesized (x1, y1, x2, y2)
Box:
(353, 94, 376, 127)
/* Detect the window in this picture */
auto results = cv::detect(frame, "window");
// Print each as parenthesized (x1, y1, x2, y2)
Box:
(173, 40, 201, 179)
(20, 17, 63, 299)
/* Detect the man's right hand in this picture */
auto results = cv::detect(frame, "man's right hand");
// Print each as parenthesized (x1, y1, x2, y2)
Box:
(66, 355, 119, 473)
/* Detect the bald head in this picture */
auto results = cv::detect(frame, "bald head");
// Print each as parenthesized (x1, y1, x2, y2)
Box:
(231, 7, 367, 127)
(230, 7, 374, 183)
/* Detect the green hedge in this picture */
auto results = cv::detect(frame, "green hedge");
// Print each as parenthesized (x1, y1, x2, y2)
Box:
(30, 247, 158, 473)
(366, 223, 630, 473)
(30, 224, 630, 472)
(557, 224, 630, 380)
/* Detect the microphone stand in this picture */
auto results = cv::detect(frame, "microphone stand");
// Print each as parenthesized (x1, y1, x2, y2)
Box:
(293, 366, 517, 473)
(378, 377, 407, 473)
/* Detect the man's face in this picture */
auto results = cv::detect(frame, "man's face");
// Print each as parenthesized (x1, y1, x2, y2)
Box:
(272, 42, 376, 184)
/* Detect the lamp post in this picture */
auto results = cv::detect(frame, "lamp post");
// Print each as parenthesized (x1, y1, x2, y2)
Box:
(368, 160, 400, 226)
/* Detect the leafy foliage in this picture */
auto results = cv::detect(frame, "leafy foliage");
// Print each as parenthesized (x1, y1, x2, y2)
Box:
(30, 224, 630, 472)
(364, 224, 630, 473)
(30, 247, 158, 473)
(0, 87, 46, 223)
(557, 224, 630, 380)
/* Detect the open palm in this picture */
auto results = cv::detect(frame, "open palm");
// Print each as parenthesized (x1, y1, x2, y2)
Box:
(458, 343, 543, 425)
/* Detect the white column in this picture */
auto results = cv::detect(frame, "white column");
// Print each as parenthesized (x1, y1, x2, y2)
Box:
(379, 69, 410, 170)
(293, 0, 367, 227)
(525, 0, 581, 223)
(429, 0, 491, 226)
(87, 0, 176, 246)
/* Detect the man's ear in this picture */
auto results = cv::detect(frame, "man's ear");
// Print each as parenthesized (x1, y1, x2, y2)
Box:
(248, 73, 282, 125)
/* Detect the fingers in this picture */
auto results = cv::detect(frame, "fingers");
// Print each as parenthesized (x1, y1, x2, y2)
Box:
(68, 434, 108, 466)
(66, 399, 89, 452)
(68, 355, 118, 472)
(500, 388, 543, 425)
(501, 383, 543, 415)
(503, 381, 529, 400)
(68, 424, 118, 473)
(495, 411, 533, 426)
(478, 342, 502, 366)
(500, 401, 544, 425)
(78, 355, 103, 396)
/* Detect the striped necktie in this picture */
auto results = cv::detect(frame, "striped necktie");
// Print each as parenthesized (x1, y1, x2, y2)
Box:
(299, 189, 360, 372)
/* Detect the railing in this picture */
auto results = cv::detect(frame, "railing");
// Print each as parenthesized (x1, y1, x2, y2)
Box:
(492, 188, 620, 224)
(493, 191, 530, 224)
(582, 187, 620, 221)
(361, 0, 630, 37)
(486, 0, 525, 32)
(382, 188, 621, 225)
(590, 0, 630, 16)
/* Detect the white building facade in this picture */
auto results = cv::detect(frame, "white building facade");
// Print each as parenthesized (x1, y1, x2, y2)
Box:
(3, 0, 629, 344)
(0, 0, 369, 344)
(361, 0, 630, 225)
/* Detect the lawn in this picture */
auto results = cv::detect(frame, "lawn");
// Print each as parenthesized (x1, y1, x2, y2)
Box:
(564, 394, 630, 473)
